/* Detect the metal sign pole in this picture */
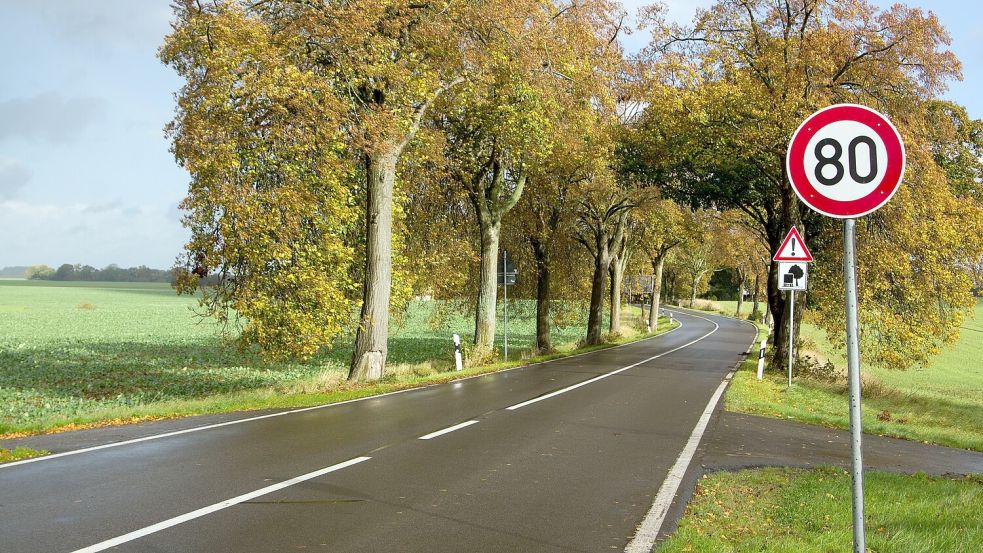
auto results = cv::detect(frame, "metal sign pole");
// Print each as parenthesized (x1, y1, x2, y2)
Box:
(503, 249, 508, 361)
(788, 289, 795, 387)
(843, 218, 866, 552)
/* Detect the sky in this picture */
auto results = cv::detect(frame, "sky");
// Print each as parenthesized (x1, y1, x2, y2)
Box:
(0, 1, 980, 269)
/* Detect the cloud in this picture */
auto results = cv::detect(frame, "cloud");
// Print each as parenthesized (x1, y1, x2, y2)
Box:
(0, 159, 32, 200)
(0, 198, 187, 267)
(81, 200, 124, 214)
(0, 92, 107, 144)
(27, 1, 173, 53)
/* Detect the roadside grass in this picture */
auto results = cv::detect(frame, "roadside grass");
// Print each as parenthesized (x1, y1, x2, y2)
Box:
(0, 446, 49, 463)
(658, 466, 983, 553)
(710, 298, 983, 451)
(0, 280, 669, 438)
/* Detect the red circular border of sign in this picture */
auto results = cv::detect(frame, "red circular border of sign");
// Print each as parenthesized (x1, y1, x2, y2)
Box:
(786, 104, 905, 219)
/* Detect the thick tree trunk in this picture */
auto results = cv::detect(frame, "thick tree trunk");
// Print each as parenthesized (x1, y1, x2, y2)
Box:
(768, 260, 786, 369)
(350, 149, 399, 381)
(531, 238, 552, 353)
(648, 255, 665, 331)
(474, 221, 501, 355)
(608, 255, 623, 334)
(586, 250, 608, 345)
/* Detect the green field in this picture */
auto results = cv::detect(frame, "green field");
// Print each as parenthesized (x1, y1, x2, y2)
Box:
(658, 467, 983, 552)
(0, 280, 659, 436)
(707, 299, 983, 451)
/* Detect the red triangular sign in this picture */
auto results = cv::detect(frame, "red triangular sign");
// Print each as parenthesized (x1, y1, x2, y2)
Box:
(773, 227, 813, 262)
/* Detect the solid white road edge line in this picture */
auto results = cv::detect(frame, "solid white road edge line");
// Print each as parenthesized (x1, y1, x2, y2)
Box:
(506, 317, 718, 411)
(3, 316, 685, 470)
(418, 420, 480, 440)
(70, 456, 371, 553)
(623, 371, 735, 553)
(624, 311, 759, 553)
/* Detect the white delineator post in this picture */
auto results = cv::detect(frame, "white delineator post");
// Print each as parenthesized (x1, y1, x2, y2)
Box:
(756, 338, 767, 380)
(843, 218, 866, 552)
(453, 334, 463, 371)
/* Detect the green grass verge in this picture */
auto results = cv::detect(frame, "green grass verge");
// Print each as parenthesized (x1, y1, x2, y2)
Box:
(0, 280, 672, 437)
(658, 467, 983, 553)
(0, 447, 49, 463)
(713, 299, 983, 452)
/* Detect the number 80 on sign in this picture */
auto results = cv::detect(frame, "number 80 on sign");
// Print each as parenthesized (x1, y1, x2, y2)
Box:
(786, 104, 906, 219)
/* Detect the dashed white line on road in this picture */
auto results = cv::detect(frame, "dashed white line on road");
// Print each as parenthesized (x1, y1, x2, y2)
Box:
(506, 317, 718, 411)
(418, 420, 480, 440)
(70, 456, 372, 553)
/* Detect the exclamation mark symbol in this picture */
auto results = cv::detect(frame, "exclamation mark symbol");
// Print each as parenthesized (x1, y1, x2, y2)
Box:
(792, 238, 797, 257)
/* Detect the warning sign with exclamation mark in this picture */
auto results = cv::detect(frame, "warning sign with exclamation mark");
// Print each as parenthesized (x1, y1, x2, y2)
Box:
(773, 227, 814, 262)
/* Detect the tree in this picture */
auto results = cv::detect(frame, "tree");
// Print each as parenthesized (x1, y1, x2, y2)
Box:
(632, 0, 975, 370)
(576, 183, 634, 344)
(718, 211, 769, 318)
(634, 198, 689, 329)
(511, 120, 595, 353)
(25, 265, 54, 280)
(162, 2, 358, 360)
(673, 210, 721, 308)
(163, 0, 485, 377)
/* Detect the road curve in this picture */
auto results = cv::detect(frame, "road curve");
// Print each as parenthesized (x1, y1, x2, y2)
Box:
(0, 309, 755, 553)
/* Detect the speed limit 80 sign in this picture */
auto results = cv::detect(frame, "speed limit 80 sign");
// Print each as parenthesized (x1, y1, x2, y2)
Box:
(786, 104, 905, 218)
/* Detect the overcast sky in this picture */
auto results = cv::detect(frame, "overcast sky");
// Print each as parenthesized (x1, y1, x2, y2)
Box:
(1, 1, 979, 269)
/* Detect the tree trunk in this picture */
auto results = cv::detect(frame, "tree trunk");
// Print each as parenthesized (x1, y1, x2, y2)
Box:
(751, 273, 761, 320)
(769, 201, 805, 371)
(531, 237, 551, 353)
(648, 255, 665, 331)
(474, 220, 501, 356)
(608, 254, 623, 334)
(586, 246, 608, 345)
(768, 264, 805, 372)
(350, 149, 399, 381)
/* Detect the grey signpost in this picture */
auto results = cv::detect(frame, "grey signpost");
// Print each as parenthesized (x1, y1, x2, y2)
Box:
(498, 250, 517, 360)
(786, 104, 906, 553)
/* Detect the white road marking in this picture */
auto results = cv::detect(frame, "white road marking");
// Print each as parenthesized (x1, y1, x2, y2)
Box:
(3, 318, 683, 470)
(625, 311, 759, 553)
(418, 420, 480, 440)
(507, 316, 717, 411)
(70, 456, 371, 553)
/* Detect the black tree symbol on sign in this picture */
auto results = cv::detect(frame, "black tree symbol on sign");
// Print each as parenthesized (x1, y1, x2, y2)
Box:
(785, 264, 804, 286)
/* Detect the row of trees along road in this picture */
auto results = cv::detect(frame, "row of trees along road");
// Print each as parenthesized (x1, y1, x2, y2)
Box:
(162, 0, 982, 381)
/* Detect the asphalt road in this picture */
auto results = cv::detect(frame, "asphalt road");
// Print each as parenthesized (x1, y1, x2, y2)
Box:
(0, 309, 755, 553)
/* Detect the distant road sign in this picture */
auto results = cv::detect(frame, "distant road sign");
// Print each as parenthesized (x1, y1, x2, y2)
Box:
(773, 227, 813, 262)
(786, 104, 905, 219)
(497, 254, 517, 285)
(497, 272, 517, 286)
(778, 261, 808, 291)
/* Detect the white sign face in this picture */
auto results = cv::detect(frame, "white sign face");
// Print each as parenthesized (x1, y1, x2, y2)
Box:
(803, 120, 889, 202)
(778, 262, 808, 291)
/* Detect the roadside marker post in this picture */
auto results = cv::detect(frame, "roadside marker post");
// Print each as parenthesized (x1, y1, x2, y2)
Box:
(756, 339, 766, 380)
(453, 334, 463, 371)
(786, 103, 906, 553)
